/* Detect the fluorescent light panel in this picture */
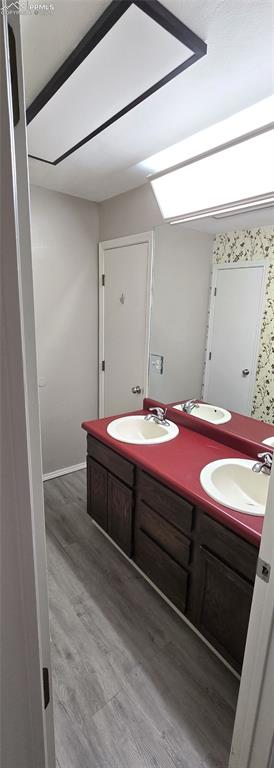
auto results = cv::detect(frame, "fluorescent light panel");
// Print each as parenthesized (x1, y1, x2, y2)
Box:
(169, 198, 274, 224)
(151, 128, 274, 221)
(142, 96, 274, 173)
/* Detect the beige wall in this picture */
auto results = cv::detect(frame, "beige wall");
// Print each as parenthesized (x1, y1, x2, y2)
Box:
(30, 186, 99, 475)
(99, 182, 163, 240)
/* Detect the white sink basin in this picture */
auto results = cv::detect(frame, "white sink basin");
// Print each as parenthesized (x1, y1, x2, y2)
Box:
(200, 458, 269, 516)
(262, 436, 274, 448)
(173, 402, 231, 425)
(107, 415, 179, 445)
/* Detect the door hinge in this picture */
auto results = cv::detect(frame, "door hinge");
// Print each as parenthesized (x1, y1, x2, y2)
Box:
(101, 274, 105, 287)
(214, 287, 217, 296)
(43, 667, 50, 709)
(257, 557, 271, 583)
(102, 360, 105, 372)
(209, 351, 212, 360)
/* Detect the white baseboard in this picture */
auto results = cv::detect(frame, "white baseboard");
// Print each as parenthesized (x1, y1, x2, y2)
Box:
(43, 462, 86, 482)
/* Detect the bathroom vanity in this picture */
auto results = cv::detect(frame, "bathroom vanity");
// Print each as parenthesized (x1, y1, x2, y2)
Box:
(82, 411, 262, 674)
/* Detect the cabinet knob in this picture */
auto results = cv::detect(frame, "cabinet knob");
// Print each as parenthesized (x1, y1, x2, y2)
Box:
(131, 385, 142, 394)
(242, 369, 250, 377)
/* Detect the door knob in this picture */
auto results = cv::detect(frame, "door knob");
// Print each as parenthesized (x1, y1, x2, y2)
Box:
(242, 369, 250, 377)
(131, 385, 142, 394)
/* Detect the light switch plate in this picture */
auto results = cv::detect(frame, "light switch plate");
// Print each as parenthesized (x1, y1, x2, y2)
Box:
(150, 354, 164, 374)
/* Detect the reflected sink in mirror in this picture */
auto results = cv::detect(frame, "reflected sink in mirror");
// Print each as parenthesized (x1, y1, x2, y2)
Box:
(173, 402, 231, 425)
(200, 458, 270, 516)
(107, 415, 179, 445)
(262, 436, 274, 448)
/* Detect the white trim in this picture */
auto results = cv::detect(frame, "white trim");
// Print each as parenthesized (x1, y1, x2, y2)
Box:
(1, 13, 54, 767)
(100, 231, 154, 250)
(43, 462, 86, 482)
(99, 231, 154, 418)
(99, 242, 105, 419)
(91, 518, 239, 680)
(203, 260, 268, 415)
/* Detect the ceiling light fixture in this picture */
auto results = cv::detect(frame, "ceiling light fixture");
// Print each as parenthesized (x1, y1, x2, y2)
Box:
(150, 122, 274, 222)
(142, 96, 274, 174)
(169, 197, 274, 225)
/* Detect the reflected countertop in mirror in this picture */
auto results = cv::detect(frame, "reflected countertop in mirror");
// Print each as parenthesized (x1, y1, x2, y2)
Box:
(144, 398, 273, 459)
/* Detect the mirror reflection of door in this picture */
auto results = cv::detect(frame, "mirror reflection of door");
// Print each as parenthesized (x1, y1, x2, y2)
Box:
(147, 222, 273, 425)
(99, 233, 153, 417)
(204, 263, 267, 416)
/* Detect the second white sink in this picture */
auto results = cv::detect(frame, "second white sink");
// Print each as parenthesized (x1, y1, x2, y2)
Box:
(107, 415, 179, 445)
(200, 458, 269, 516)
(173, 402, 231, 425)
(262, 436, 274, 448)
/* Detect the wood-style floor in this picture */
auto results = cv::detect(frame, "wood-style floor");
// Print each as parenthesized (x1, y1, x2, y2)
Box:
(44, 469, 239, 768)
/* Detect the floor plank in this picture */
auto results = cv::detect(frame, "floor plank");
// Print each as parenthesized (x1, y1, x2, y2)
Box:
(45, 470, 239, 768)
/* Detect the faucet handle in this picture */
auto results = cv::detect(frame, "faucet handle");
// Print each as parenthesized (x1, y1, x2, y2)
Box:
(149, 406, 167, 418)
(257, 452, 273, 465)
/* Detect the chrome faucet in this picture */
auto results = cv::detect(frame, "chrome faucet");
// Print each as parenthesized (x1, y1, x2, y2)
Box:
(145, 407, 169, 426)
(252, 452, 273, 476)
(182, 399, 199, 414)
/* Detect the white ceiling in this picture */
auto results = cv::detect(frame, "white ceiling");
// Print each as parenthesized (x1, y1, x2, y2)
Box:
(22, 0, 274, 203)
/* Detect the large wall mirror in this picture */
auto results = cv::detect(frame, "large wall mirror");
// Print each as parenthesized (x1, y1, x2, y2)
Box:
(148, 218, 274, 425)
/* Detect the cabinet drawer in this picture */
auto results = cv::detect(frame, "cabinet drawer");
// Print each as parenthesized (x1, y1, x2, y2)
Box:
(138, 471, 193, 535)
(136, 501, 191, 569)
(200, 513, 258, 582)
(87, 435, 134, 487)
(134, 528, 188, 613)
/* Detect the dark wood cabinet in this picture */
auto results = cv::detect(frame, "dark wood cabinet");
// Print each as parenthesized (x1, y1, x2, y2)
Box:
(108, 474, 133, 556)
(134, 485, 191, 612)
(193, 546, 254, 671)
(87, 440, 134, 557)
(136, 500, 191, 569)
(87, 435, 134, 486)
(137, 470, 194, 535)
(134, 526, 188, 612)
(87, 457, 108, 531)
(188, 512, 258, 672)
(86, 436, 258, 671)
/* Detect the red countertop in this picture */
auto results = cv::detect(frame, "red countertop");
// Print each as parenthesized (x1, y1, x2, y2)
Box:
(82, 409, 263, 548)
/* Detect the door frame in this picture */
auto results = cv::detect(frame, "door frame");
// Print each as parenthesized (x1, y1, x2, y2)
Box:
(1, 12, 55, 768)
(98, 232, 154, 418)
(203, 260, 268, 414)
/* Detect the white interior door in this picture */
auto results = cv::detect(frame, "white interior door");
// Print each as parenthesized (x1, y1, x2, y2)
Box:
(204, 263, 267, 415)
(99, 233, 153, 417)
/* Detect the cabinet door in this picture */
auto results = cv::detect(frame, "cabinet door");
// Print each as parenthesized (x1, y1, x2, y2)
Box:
(196, 547, 253, 671)
(108, 474, 133, 556)
(87, 457, 108, 531)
